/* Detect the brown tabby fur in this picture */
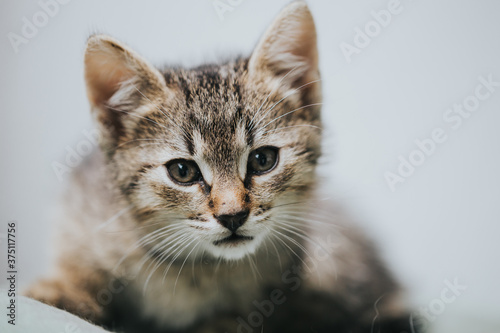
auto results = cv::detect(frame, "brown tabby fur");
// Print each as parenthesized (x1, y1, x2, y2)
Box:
(25, 2, 418, 332)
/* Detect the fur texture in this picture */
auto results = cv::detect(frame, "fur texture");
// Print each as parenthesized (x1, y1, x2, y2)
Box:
(25, 2, 418, 332)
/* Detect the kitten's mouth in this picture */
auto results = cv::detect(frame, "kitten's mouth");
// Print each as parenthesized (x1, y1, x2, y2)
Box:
(213, 234, 254, 246)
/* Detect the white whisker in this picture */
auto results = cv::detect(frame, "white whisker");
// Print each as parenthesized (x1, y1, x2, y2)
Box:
(269, 229, 310, 271)
(249, 65, 303, 130)
(173, 242, 200, 294)
(262, 124, 322, 135)
(272, 227, 313, 263)
(93, 205, 132, 232)
(261, 103, 323, 130)
(115, 138, 169, 149)
(142, 234, 190, 294)
(114, 223, 185, 272)
(133, 85, 172, 123)
(253, 79, 321, 131)
(162, 237, 197, 284)
(105, 105, 170, 131)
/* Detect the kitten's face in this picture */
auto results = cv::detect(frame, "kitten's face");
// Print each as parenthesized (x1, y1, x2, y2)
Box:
(84, 2, 321, 260)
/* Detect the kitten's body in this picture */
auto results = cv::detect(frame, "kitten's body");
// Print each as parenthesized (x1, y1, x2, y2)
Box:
(26, 2, 417, 332)
(37, 148, 405, 333)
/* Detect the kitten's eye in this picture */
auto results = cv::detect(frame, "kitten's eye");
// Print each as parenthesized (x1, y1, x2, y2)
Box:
(166, 159, 202, 185)
(248, 146, 279, 175)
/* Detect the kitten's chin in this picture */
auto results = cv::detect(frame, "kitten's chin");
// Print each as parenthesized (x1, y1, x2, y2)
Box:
(205, 235, 263, 261)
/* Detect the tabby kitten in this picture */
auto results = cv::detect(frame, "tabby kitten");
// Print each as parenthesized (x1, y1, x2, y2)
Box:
(26, 2, 417, 332)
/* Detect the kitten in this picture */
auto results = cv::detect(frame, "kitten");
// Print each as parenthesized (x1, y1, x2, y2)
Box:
(26, 2, 418, 332)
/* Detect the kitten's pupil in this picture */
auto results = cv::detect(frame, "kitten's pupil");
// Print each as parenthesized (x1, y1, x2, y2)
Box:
(178, 163, 188, 178)
(256, 152, 267, 166)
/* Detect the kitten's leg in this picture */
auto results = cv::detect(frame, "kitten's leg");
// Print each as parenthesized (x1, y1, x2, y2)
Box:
(24, 270, 107, 324)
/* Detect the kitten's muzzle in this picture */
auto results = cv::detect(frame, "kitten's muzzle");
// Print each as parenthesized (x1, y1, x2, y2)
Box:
(215, 210, 249, 233)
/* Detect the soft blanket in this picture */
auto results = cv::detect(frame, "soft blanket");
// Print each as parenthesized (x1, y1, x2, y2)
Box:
(0, 290, 110, 333)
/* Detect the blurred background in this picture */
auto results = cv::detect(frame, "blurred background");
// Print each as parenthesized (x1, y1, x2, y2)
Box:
(0, 0, 499, 332)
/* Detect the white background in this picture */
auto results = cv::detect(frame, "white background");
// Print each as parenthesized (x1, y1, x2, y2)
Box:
(1, 1, 499, 332)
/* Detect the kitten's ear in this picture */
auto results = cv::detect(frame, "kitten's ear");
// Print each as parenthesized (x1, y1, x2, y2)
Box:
(248, 1, 320, 94)
(84, 35, 168, 144)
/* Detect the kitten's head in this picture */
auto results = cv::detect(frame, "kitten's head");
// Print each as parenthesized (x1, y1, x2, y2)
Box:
(84, 1, 322, 260)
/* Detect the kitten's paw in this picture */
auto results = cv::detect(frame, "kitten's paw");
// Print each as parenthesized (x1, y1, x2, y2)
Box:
(24, 278, 104, 324)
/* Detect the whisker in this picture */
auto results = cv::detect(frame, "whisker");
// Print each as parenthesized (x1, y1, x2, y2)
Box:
(249, 65, 302, 130)
(133, 85, 173, 124)
(191, 246, 204, 291)
(247, 255, 259, 281)
(133, 85, 191, 142)
(262, 124, 322, 135)
(137, 229, 188, 274)
(253, 79, 321, 131)
(269, 229, 310, 271)
(122, 142, 173, 150)
(275, 214, 335, 227)
(271, 200, 309, 209)
(134, 85, 190, 140)
(104, 218, 184, 234)
(274, 223, 323, 281)
(141, 229, 188, 266)
(261, 103, 323, 130)
(214, 255, 223, 277)
(262, 238, 270, 260)
(262, 225, 283, 270)
(272, 227, 314, 264)
(115, 138, 169, 149)
(93, 206, 132, 232)
(272, 219, 333, 256)
(173, 242, 200, 294)
(162, 237, 197, 284)
(142, 234, 190, 294)
(135, 223, 186, 249)
(275, 210, 345, 230)
(274, 219, 330, 234)
(113, 224, 185, 272)
(104, 105, 170, 131)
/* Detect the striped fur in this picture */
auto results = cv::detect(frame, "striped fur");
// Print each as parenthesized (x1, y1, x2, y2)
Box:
(25, 2, 418, 332)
